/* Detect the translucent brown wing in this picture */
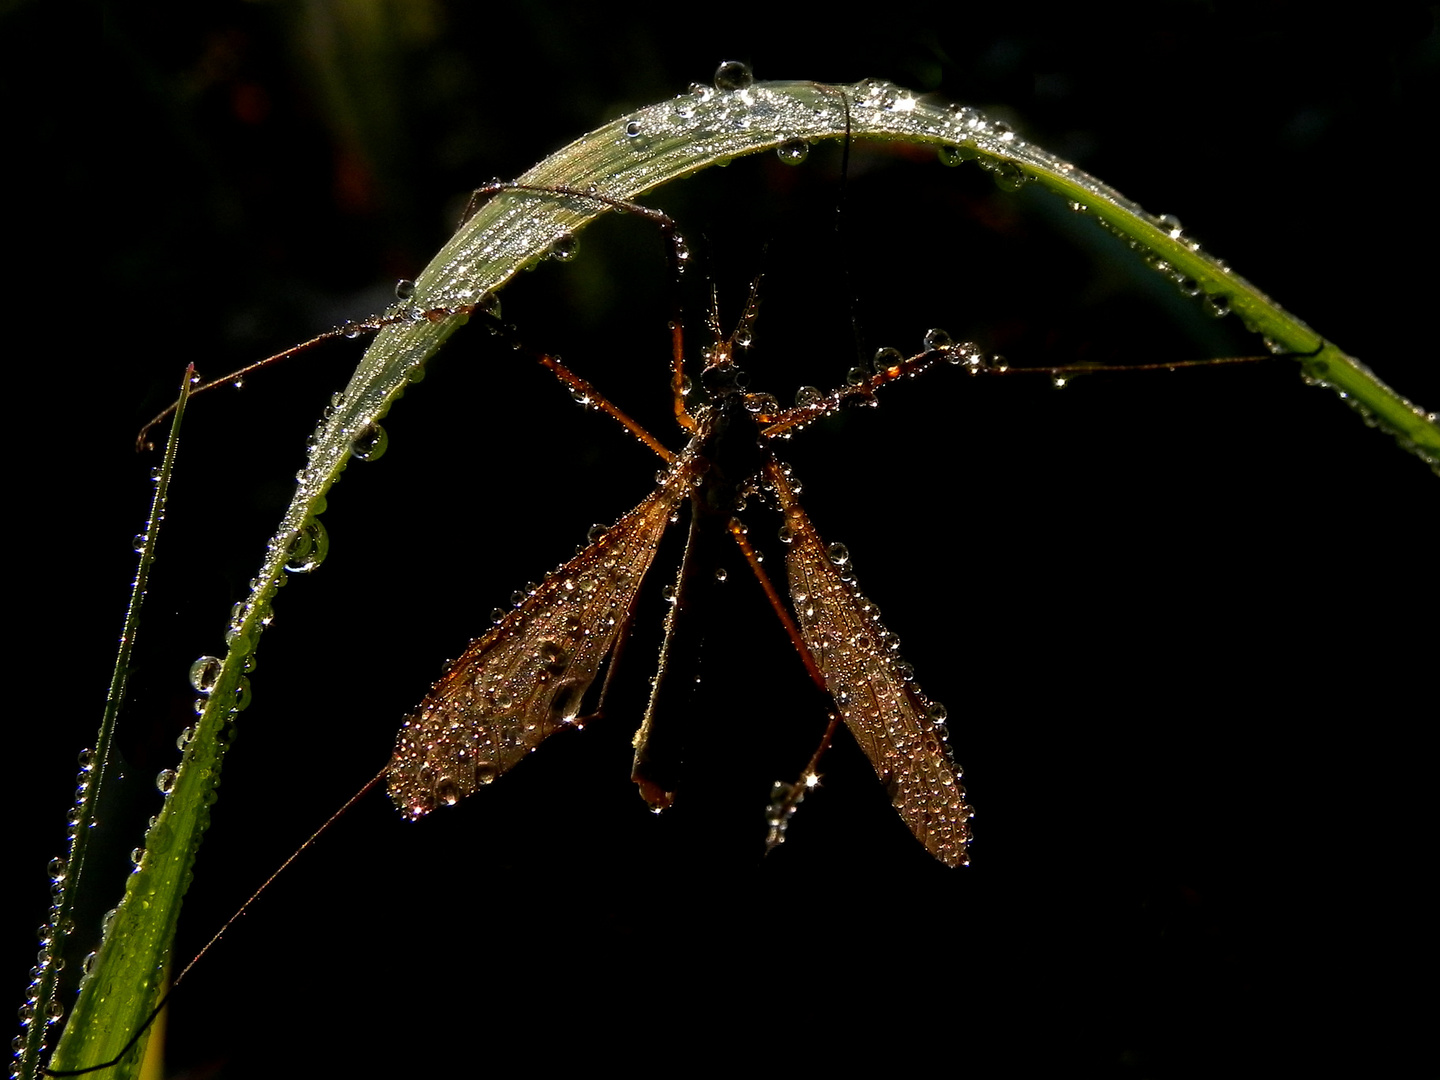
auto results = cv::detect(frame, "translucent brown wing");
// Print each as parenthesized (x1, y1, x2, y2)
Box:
(771, 466, 974, 867)
(388, 473, 687, 819)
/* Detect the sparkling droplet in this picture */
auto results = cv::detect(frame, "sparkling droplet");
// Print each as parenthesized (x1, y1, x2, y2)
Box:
(713, 60, 753, 92)
(395, 279, 416, 301)
(155, 769, 177, 795)
(776, 139, 809, 165)
(937, 144, 969, 167)
(923, 328, 953, 351)
(1156, 213, 1185, 239)
(872, 347, 903, 374)
(189, 656, 223, 694)
(284, 518, 329, 574)
(351, 422, 388, 462)
(547, 232, 578, 262)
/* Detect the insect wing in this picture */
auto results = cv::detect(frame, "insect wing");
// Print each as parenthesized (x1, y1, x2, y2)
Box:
(388, 477, 686, 819)
(775, 476, 974, 866)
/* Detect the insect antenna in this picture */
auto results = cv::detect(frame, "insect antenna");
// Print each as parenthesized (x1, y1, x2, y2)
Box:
(134, 292, 503, 452)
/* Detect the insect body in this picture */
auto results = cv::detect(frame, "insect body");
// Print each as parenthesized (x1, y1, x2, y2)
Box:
(386, 273, 975, 866)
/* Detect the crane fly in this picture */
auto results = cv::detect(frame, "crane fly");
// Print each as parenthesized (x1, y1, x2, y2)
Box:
(385, 187, 975, 865)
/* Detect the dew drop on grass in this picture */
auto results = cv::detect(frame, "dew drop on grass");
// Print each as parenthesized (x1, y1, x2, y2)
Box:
(776, 139, 809, 165)
(351, 422, 388, 462)
(189, 656, 222, 694)
(284, 518, 329, 574)
(713, 60, 753, 92)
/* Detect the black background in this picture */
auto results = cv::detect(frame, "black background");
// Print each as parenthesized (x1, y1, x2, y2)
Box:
(8, 3, 1436, 1076)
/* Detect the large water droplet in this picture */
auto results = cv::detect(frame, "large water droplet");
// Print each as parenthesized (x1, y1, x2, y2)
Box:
(351, 422, 388, 462)
(713, 60, 753, 92)
(189, 656, 222, 694)
(547, 232, 578, 262)
(284, 518, 329, 574)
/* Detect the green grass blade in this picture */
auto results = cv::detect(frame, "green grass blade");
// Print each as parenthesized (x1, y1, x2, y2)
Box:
(36, 369, 193, 1078)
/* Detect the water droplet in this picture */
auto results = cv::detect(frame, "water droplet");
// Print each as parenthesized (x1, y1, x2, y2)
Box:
(846, 366, 869, 386)
(794, 385, 823, 407)
(872, 347, 903, 374)
(536, 640, 569, 675)
(991, 160, 1027, 190)
(776, 139, 809, 165)
(745, 393, 779, 415)
(284, 518, 329, 574)
(946, 341, 989, 373)
(1156, 213, 1185, 239)
(946, 103, 982, 128)
(547, 679, 588, 725)
(936, 144, 973, 168)
(624, 119, 642, 139)
(132, 534, 148, 553)
(47, 858, 66, 882)
(713, 60, 753, 92)
(155, 769, 176, 795)
(827, 543, 850, 567)
(189, 656, 222, 694)
(923, 328, 953, 352)
(395, 279, 416, 301)
(129, 847, 145, 869)
(1203, 294, 1231, 319)
(351, 422, 388, 462)
(77, 749, 95, 771)
(547, 232, 578, 262)
(435, 777, 461, 806)
(714, 567, 728, 583)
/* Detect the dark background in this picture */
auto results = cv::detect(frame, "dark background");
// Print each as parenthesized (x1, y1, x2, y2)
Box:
(9, 3, 1436, 1076)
